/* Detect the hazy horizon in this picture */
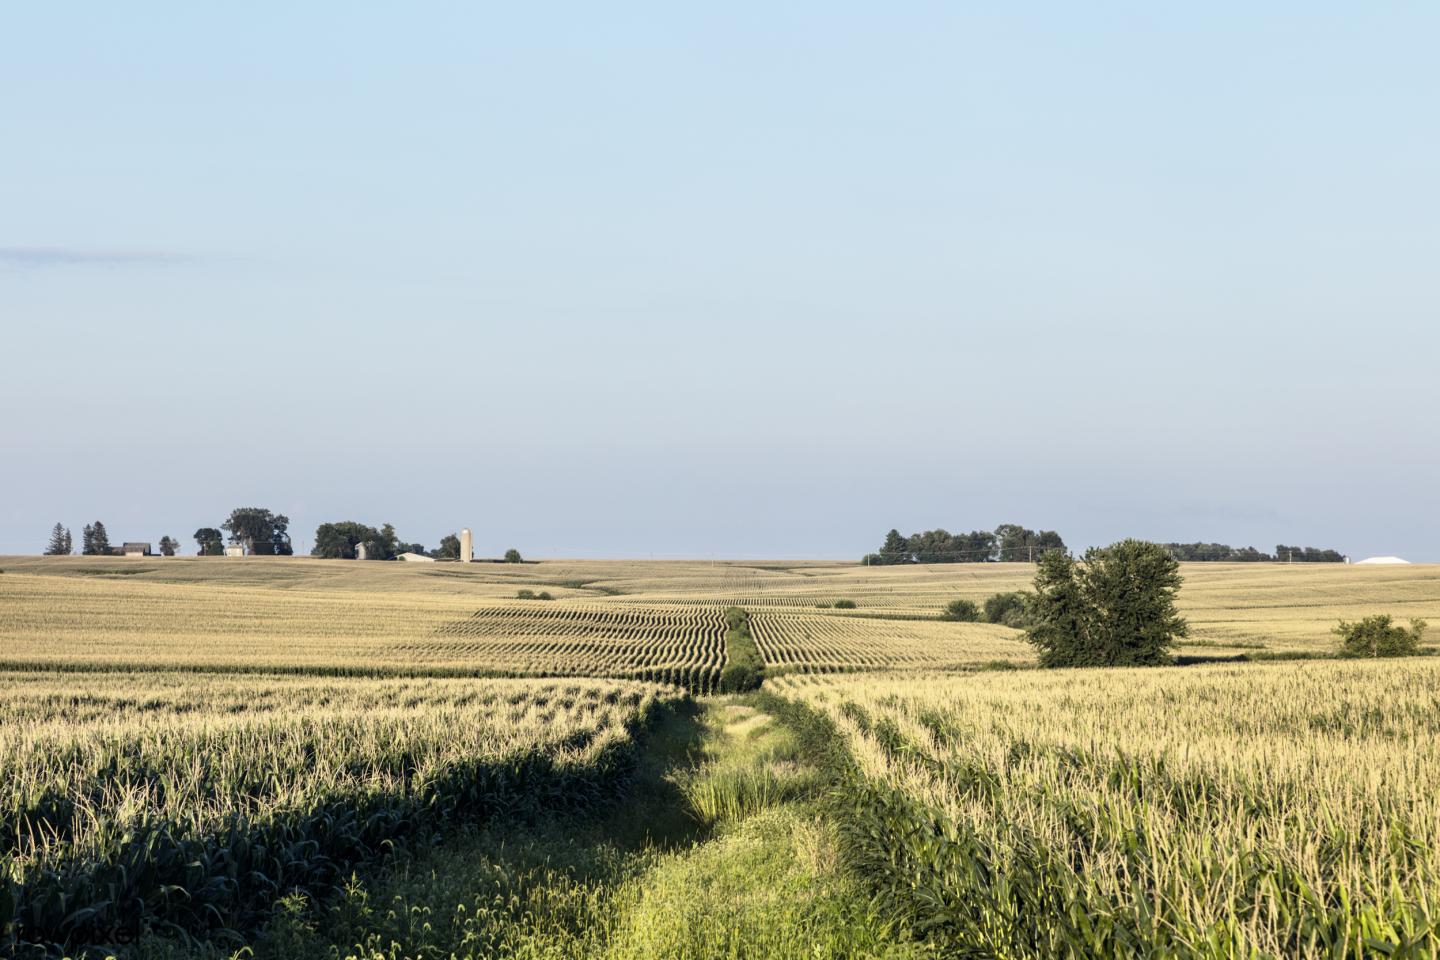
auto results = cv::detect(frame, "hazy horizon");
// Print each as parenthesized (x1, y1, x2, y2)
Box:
(4, 5, 1438, 561)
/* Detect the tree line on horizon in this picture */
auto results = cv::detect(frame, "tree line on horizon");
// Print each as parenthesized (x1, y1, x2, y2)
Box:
(1162, 542, 1346, 563)
(43, 509, 522, 564)
(44, 511, 290, 558)
(44, 522, 182, 557)
(863, 524, 1067, 565)
(43, 513, 1343, 566)
(310, 523, 523, 563)
(311, 521, 432, 560)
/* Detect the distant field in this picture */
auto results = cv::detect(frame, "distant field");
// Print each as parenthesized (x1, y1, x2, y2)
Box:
(1, 555, 1437, 675)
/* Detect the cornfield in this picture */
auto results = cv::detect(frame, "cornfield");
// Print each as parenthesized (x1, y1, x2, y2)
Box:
(772, 660, 1440, 958)
(3, 557, 1440, 955)
(750, 611, 1027, 671)
(9, 556, 1437, 671)
(419, 602, 728, 689)
(0, 670, 682, 954)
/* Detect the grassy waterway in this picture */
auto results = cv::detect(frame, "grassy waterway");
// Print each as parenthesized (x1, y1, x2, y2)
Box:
(127, 696, 932, 960)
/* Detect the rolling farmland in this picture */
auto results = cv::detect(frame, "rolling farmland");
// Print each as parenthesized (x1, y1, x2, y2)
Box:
(0, 557, 1037, 679)
(3, 554, 1440, 956)
(5, 555, 1437, 676)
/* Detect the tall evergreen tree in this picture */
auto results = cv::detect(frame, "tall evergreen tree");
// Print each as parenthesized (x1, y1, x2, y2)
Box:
(880, 529, 910, 564)
(44, 523, 69, 555)
(89, 521, 111, 556)
(81, 523, 96, 555)
(62, 528, 72, 555)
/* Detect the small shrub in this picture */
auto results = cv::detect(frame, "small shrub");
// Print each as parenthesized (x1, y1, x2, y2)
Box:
(940, 599, 981, 622)
(1335, 615, 1426, 658)
(833, 599, 857, 610)
(536, 591, 554, 601)
(814, 603, 832, 609)
(516, 589, 536, 600)
(717, 660, 763, 694)
(984, 591, 1032, 628)
(504, 549, 523, 563)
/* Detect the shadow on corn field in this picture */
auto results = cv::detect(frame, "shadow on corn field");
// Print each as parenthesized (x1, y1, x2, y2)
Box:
(134, 695, 934, 960)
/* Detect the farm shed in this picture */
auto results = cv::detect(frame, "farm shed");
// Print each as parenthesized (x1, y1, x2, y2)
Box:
(122, 542, 152, 557)
(223, 544, 247, 557)
(398, 552, 435, 562)
(1355, 556, 1411, 565)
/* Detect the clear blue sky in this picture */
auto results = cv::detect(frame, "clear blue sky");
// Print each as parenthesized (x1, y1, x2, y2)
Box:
(3, 4, 1437, 560)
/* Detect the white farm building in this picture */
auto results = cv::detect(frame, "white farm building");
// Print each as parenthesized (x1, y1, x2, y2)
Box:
(1355, 556, 1411, 565)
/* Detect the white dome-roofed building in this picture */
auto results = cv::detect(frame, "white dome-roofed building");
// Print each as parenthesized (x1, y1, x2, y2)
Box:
(1355, 556, 1411, 565)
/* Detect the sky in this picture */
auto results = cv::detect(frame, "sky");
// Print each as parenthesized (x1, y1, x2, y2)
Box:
(2, 3, 1438, 560)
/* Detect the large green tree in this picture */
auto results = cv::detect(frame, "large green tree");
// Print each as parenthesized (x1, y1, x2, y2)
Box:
(434, 533, 461, 560)
(194, 528, 225, 556)
(1026, 540, 1188, 667)
(312, 521, 384, 560)
(221, 508, 293, 556)
(879, 529, 910, 563)
(377, 523, 400, 560)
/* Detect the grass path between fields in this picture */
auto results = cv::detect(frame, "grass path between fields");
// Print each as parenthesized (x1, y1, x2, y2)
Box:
(140, 696, 935, 960)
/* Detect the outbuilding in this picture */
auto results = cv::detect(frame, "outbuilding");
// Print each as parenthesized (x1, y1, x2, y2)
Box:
(398, 552, 435, 562)
(1355, 556, 1411, 565)
(122, 542, 152, 557)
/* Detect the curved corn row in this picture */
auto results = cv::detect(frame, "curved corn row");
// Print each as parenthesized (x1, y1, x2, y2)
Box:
(412, 602, 728, 691)
(414, 603, 1032, 681)
(750, 612, 1032, 672)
